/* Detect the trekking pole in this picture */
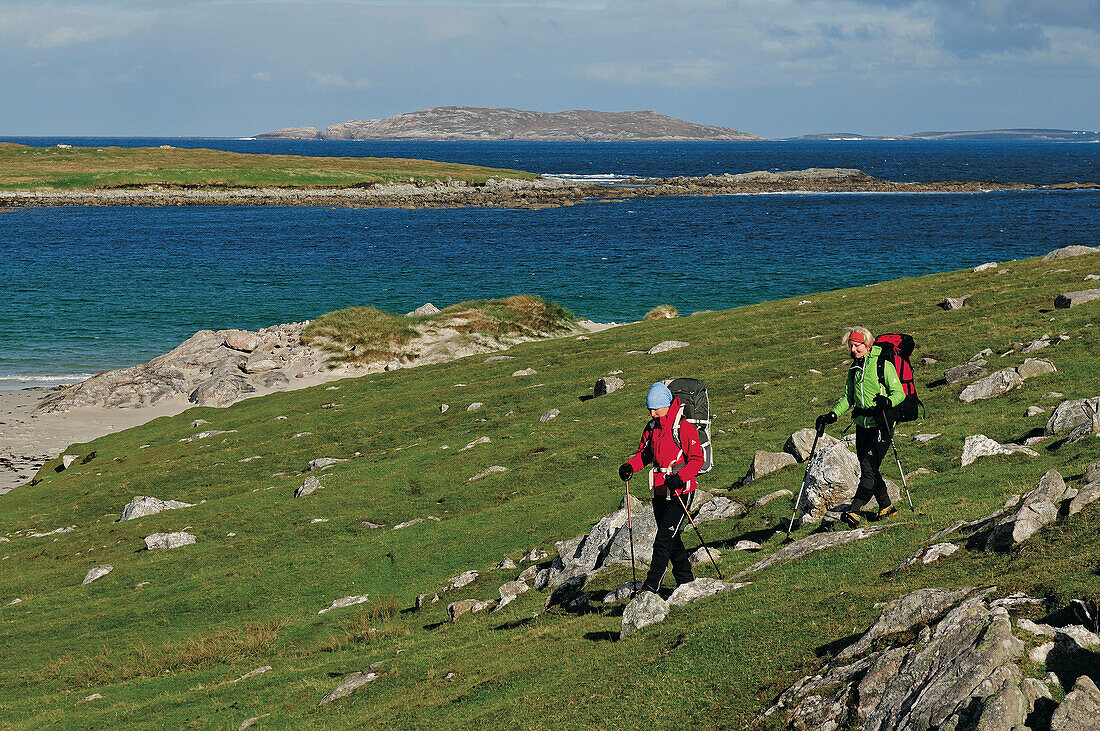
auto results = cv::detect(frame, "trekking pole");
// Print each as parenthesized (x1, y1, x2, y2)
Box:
(623, 480, 638, 593)
(673, 491, 724, 580)
(785, 425, 825, 542)
(879, 406, 913, 509)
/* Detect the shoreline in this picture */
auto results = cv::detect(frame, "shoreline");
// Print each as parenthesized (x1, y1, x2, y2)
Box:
(2, 170, 1094, 209)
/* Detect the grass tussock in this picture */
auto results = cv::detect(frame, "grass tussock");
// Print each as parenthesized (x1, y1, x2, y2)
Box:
(644, 304, 678, 320)
(302, 307, 418, 366)
(315, 598, 405, 653)
(433, 295, 575, 336)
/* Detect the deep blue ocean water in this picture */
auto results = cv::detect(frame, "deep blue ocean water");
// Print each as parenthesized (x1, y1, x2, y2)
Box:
(1, 138, 1098, 387)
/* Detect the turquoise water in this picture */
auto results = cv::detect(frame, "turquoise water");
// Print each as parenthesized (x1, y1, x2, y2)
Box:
(1, 139, 1097, 386)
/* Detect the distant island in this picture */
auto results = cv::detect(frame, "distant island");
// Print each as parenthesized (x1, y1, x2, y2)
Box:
(791, 128, 1100, 142)
(256, 106, 762, 142)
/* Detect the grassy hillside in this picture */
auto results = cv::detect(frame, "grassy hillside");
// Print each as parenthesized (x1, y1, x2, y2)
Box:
(0, 143, 536, 191)
(1, 252, 1098, 728)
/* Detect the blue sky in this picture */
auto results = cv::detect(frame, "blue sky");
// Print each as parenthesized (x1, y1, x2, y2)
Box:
(2, 0, 1097, 137)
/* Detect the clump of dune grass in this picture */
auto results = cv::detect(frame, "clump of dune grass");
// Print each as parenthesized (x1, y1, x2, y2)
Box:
(644, 304, 678, 320)
(302, 306, 418, 366)
(429, 295, 575, 336)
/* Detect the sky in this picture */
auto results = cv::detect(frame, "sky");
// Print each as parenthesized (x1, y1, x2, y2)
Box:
(2, 0, 1098, 138)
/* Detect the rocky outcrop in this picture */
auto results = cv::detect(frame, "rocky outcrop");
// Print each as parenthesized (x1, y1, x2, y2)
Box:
(784, 428, 838, 462)
(620, 591, 670, 638)
(986, 469, 1069, 550)
(739, 450, 797, 485)
(792, 443, 859, 527)
(119, 495, 194, 521)
(959, 368, 1024, 402)
(1054, 288, 1100, 308)
(1046, 397, 1100, 435)
(1041, 244, 1098, 261)
(961, 434, 1039, 467)
(82, 565, 113, 585)
(734, 527, 883, 579)
(144, 531, 197, 550)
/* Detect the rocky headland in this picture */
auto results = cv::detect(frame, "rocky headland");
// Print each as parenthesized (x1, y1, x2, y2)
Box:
(2, 168, 1091, 209)
(256, 106, 761, 141)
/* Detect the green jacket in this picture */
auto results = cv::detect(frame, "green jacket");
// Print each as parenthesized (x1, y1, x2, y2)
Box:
(831, 345, 906, 428)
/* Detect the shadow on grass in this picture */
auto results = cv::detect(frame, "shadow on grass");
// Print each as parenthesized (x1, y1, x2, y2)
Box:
(815, 632, 862, 658)
(712, 527, 779, 549)
(492, 617, 536, 631)
(583, 631, 619, 643)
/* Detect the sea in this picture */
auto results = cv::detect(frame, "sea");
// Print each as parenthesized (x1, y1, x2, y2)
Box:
(1, 137, 1098, 389)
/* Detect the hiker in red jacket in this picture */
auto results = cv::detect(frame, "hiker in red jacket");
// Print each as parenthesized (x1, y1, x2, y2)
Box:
(618, 382, 705, 594)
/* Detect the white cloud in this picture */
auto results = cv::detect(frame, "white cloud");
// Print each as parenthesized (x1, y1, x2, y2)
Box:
(251, 71, 272, 82)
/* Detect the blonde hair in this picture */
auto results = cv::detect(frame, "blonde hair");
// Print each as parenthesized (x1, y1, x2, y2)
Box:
(842, 326, 873, 349)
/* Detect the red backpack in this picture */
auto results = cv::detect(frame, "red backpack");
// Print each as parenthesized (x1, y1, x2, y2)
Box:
(874, 333, 923, 422)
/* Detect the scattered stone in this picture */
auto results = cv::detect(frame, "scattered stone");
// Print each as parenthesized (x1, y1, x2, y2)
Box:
(459, 436, 490, 451)
(668, 577, 748, 606)
(893, 543, 959, 573)
(940, 295, 971, 310)
(318, 671, 378, 705)
(318, 595, 370, 614)
(973, 261, 999, 272)
(961, 434, 1039, 467)
(495, 579, 529, 610)
(295, 476, 322, 498)
(920, 356, 938, 365)
(1085, 461, 1100, 484)
(944, 362, 988, 385)
(406, 302, 440, 316)
(689, 547, 721, 566)
(694, 497, 747, 523)
(1017, 358, 1056, 380)
(78, 693, 104, 704)
(647, 340, 689, 354)
(987, 469, 1068, 550)
(361, 521, 383, 529)
(735, 527, 883, 579)
(234, 666, 273, 682)
(28, 525, 76, 538)
(494, 557, 518, 570)
(466, 402, 483, 412)
(483, 355, 513, 362)
(1087, 274, 1100, 281)
(1026, 406, 1048, 417)
(448, 571, 479, 590)
(511, 368, 536, 377)
(593, 376, 625, 397)
(1022, 337, 1053, 353)
(238, 713, 271, 730)
(733, 540, 761, 551)
(119, 495, 195, 521)
(603, 581, 644, 603)
(1045, 396, 1100, 435)
(440, 403, 449, 413)
(913, 433, 941, 442)
(144, 532, 197, 550)
(621, 590, 671, 638)
(82, 565, 113, 584)
(959, 368, 1024, 402)
(740, 450, 797, 484)
(468, 466, 507, 482)
(180, 429, 237, 443)
(308, 457, 347, 471)
(1055, 288, 1100, 309)
(539, 409, 560, 423)
(448, 599, 495, 621)
(190, 419, 209, 428)
(1042, 244, 1098, 261)
(1068, 481, 1100, 516)
(784, 428, 839, 461)
(752, 489, 792, 509)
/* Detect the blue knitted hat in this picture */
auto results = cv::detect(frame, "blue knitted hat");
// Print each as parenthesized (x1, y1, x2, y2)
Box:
(646, 382, 673, 409)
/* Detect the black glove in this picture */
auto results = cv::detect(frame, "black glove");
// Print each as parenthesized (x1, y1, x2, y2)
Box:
(874, 395, 891, 410)
(816, 412, 838, 430)
(619, 463, 634, 482)
(664, 473, 685, 494)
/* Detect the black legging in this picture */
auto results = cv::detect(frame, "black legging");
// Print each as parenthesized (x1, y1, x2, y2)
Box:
(852, 425, 892, 511)
(644, 490, 696, 590)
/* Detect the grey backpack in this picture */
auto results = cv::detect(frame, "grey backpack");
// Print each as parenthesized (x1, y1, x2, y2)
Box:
(668, 378, 713, 473)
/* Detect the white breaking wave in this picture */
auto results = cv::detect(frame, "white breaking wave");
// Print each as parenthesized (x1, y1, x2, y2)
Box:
(0, 374, 93, 383)
(545, 173, 636, 183)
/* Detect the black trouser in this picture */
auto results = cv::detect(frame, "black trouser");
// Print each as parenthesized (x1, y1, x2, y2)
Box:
(852, 425, 892, 511)
(644, 489, 695, 591)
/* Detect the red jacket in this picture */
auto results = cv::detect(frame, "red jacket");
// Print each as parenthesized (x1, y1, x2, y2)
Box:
(626, 397, 704, 496)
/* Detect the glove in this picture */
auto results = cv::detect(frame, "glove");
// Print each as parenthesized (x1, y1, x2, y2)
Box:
(618, 463, 634, 482)
(816, 412, 838, 430)
(664, 473, 685, 494)
(874, 395, 891, 410)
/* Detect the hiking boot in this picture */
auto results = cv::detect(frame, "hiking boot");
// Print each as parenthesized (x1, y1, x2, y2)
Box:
(875, 505, 899, 520)
(841, 511, 861, 528)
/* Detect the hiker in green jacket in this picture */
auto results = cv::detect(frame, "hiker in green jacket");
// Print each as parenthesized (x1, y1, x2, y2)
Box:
(816, 327, 906, 527)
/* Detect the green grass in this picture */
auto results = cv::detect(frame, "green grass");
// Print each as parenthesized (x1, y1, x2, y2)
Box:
(0, 143, 537, 191)
(1, 252, 1098, 728)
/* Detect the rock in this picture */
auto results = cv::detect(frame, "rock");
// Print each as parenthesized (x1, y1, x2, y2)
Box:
(1017, 358, 1057, 380)
(892, 543, 960, 574)
(189, 419, 209, 428)
(459, 436, 490, 451)
(468, 466, 507, 481)
(1022, 336, 1053, 353)
(752, 489, 792, 509)
(517, 565, 539, 583)
(987, 469, 1069, 550)
(784, 428, 839, 461)
(292, 476, 322, 498)
(119, 495, 195, 521)
(1042, 244, 1098, 261)
(839, 587, 975, 660)
(189, 375, 255, 407)
(447, 570, 478, 590)
(309, 457, 347, 471)
(233, 666, 273, 682)
(961, 434, 1039, 467)
(318, 671, 378, 705)
(593, 376, 625, 397)
(940, 295, 971, 310)
(647, 340, 689, 354)
(944, 362, 988, 385)
(1086, 461, 1100, 484)
(621, 591, 671, 638)
(603, 581, 644, 603)
(1050, 675, 1100, 730)
(539, 408, 560, 422)
(959, 368, 1024, 402)
(495, 579, 529, 609)
(1055, 288, 1100, 308)
(1026, 405, 1048, 417)
(79, 693, 105, 703)
(668, 577, 747, 606)
(242, 355, 280, 374)
(1065, 409, 1100, 444)
(736, 527, 884, 579)
(694, 496, 746, 523)
(439, 403, 449, 413)
(1046, 397, 1100, 435)
(180, 429, 237, 443)
(523, 547, 548, 563)
(494, 557, 518, 570)
(483, 355, 513, 362)
(406, 302, 441, 316)
(238, 713, 272, 730)
(224, 332, 262, 352)
(82, 565, 113, 584)
(913, 433, 941, 442)
(688, 547, 720, 566)
(448, 598, 495, 620)
(741, 450, 797, 484)
(605, 501, 657, 566)
(1068, 481, 1100, 516)
(511, 368, 536, 377)
(318, 595, 370, 614)
(973, 261, 999, 271)
(793, 443, 861, 526)
(920, 356, 938, 365)
(144, 532, 197, 550)
(733, 540, 760, 551)
(61, 454, 79, 469)
(544, 574, 593, 611)
(466, 402, 483, 412)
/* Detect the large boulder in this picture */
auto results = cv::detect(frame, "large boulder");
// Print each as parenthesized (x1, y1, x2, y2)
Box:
(119, 495, 194, 521)
(604, 500, 656, 565)
(144, 532, 197, 550)
(694, 496, 747, 523)
(1016, 358, 1056, 380)
(959, 368, 1024, 403)
(1054, 288, 1100, 309)
(838, 587, 975, 660)
(784, 428, 839, 462)
(961, 435, 1039, 467)
(986, 469, 1069, 550)
(740, 450, 797, 484)
(667, 577, 748, 606)
(794, 443, 860, 526)
(1050, 675, 1100, 729)
(1045, 396, 1100, 435)
(944, 362, 987, 385)
(593, 376, 625, 397)
(224, 331, 263, 353)
(1041, 244, 1098, 261)
(620, 591, 670, 638)
(189, 375, 256, 407)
